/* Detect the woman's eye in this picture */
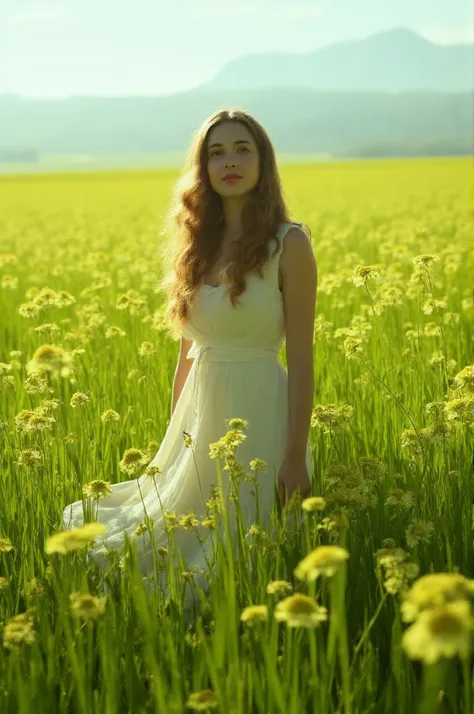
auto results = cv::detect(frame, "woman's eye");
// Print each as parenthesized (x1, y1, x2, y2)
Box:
(209, 147, 249, 158)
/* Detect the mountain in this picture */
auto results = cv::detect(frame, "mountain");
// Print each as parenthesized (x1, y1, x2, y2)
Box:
(0, 29, 472, 166)
(0, 89, 470, 159)
(200, 28, 473, 93)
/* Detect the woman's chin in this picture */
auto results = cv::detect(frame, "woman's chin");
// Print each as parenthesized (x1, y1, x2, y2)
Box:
(216, 184, 251, 199)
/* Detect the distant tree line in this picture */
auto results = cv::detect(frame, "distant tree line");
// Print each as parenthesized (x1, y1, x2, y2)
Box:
(337, 135, 472, 158)
(0, 148, 39, 163)
(0, 136, 471, 167)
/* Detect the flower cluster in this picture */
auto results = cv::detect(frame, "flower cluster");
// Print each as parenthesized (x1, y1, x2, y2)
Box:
(2, 611, 36, 651)
(311, 403, 353, 435)
(401, 572, 474, 664)
(119, 447, 149, 475)
(375, 547, 419, 595)
(26, 343, 75, 378)
(45, 522, 106, 554)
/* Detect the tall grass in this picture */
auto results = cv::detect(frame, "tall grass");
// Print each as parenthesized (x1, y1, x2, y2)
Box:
(0, 157, 473, 713)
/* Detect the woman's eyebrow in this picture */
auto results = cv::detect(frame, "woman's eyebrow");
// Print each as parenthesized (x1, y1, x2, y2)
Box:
(208, 139, 252, 149)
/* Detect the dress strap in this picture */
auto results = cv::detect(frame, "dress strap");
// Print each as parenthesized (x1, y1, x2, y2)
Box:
(275, 221, 301, 254)
(268, 221, 300, 291)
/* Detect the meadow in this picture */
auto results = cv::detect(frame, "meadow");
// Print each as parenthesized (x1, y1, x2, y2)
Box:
(0, 157, 473, 713)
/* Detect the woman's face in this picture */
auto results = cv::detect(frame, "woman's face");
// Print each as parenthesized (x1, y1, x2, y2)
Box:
(206, 121, 260, 199)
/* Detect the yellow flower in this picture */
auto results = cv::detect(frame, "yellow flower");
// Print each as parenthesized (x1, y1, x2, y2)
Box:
(69, 592, 107, 619)
(70, 392, 90, 408)
(115, 289, 147, 314)
(17, 449, 44, 469)
(400, 428, 427, 457)
(274, 593, 328, 629)
(352, 264, 381, 287)
(452, 365, 474, 393)
(266, 580, 293, 597)
(163, 510, 180, 533)
(185, 631, 201, 648)
(26, 343, 74, 377)
(240, 605, 268, 625)
(375, 548, 419, 595)
(133, 522, 149, 537)
(106, 325, 126, 338)
(3, 612, 36, 650)
(45, 522, 106, 554)
(376, 547, 409, 566)
(32, 323, 60, 336)
(19, 302, 42, 318)
(401, 573, 474, 623)
(101, 409, 120, 422)
(201, 516, 216, 529)
(311, 403, 353, 434)
(402, 600, 473, 664)
(186, 689, 219, 710)
(83, 480, 113, 500)
(14, 408, 55, 434)
(24, 371, 48, 395)
(384, 488, 416, 509)
(119, 447, 148, 475)
(301, 496, 326, 512)
(138, 341, 155, 356)
(179, 511, 200, 530)
(23, 578, 44, 597)
(405, 520, 435, 548)
(183, 431, 193, 448)
(145, 465, 162, 478)
(316, 515, 349, 541)
(413, 254, 439, 268)
(249, 458, 267, 472)
(209, 440, 227, 459)
(0, 537, 14, 553)
(445, 397, 474, 425)
(294, 545, 350, 581)
(344, 337, 363, 360)
(205, 486, 223, 512)
(422, 297, 446, 315)
(1, 274, 18, 289)
(226, 418, 248, 430)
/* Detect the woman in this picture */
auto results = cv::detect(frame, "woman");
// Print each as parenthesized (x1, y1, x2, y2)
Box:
(63, 108, 318, 607)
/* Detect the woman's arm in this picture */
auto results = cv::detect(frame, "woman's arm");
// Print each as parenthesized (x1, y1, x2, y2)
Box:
(280, 225, 318, 460)
(170, 336, 194, 417)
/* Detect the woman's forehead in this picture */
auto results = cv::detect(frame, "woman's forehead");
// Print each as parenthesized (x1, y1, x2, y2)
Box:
(207, 121, 254, 146)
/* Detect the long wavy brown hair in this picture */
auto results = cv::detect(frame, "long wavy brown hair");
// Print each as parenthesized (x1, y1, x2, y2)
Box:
(157, 108, 292, 340)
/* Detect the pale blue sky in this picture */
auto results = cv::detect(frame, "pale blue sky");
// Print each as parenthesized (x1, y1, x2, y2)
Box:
(1, 0, 472, 97)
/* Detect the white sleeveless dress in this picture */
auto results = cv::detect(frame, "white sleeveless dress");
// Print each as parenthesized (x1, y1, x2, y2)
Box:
(62, 221, 314, 606)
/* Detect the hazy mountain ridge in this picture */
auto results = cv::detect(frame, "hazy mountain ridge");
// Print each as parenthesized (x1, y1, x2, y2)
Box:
(201, 28, 473, 93)
(0, 29, 471, 163)
(0, 89, 470, 156)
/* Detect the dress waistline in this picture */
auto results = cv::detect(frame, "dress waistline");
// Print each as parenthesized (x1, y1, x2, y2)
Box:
(184, 342, 281, 426)
(186, 341, 280, 363)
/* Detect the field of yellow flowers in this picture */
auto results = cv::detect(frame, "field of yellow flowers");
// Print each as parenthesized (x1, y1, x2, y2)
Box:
(1, 157, 473, 714)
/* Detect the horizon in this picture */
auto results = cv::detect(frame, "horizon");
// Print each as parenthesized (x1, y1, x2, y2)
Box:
(2, 0, 472, 99)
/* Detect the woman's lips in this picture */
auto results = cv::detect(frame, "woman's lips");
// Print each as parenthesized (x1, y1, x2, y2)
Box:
(223, 176, 242, 184)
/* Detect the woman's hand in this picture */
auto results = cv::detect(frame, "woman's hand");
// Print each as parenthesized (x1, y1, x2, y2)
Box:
(277, 455, 311, 507)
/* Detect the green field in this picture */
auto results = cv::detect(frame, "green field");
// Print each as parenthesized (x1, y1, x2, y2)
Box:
(0, 157, 473, 713)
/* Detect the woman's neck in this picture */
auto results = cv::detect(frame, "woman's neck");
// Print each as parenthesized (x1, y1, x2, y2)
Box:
(221, 196, 246, 236)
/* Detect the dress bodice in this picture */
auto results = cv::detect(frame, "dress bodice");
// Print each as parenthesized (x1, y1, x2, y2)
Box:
(181, 222, 296, 353)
